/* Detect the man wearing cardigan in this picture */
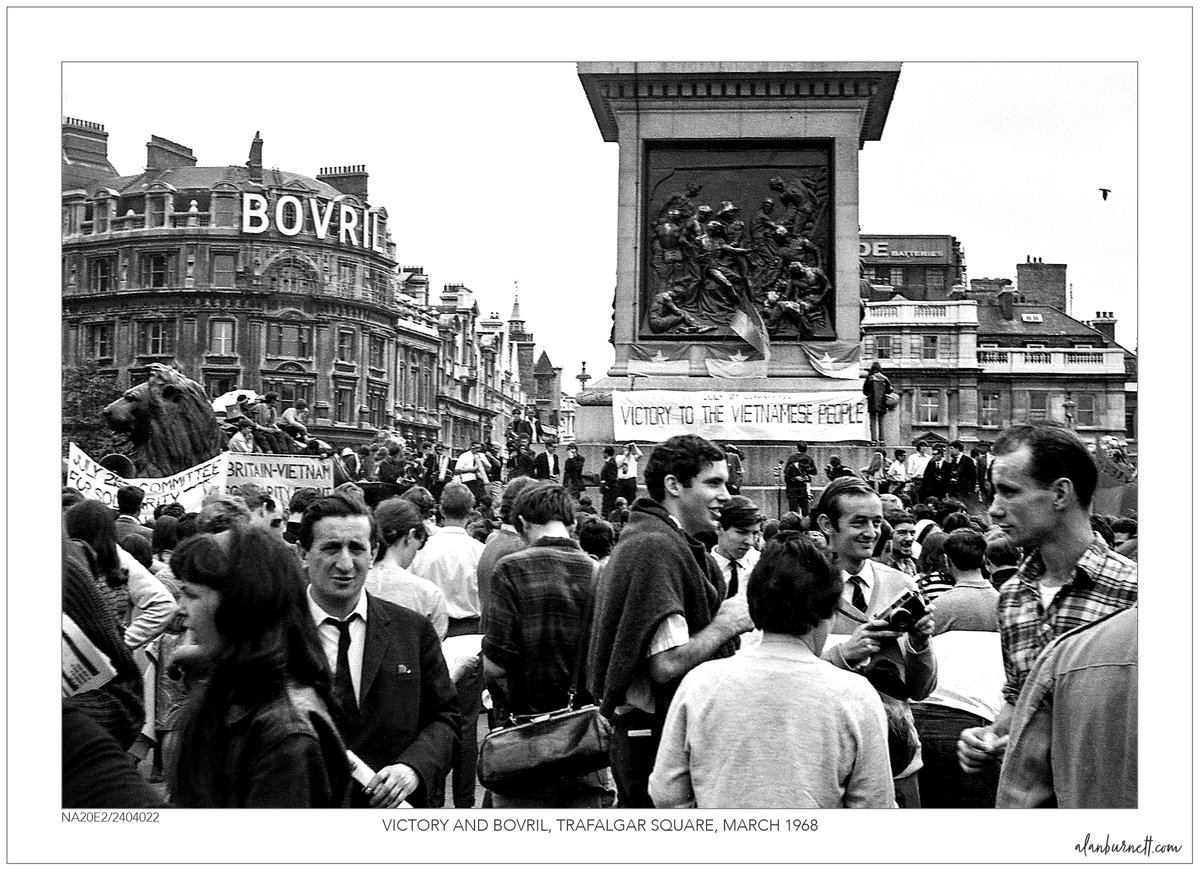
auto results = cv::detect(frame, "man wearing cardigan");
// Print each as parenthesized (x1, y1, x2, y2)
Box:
(588, 435, 753, 808)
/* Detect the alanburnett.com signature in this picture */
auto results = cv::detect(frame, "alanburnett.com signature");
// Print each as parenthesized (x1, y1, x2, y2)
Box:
(1075, 833, 1184, 858)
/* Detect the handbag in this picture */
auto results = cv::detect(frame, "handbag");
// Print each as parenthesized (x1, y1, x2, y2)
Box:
(476, 566, 612, 793)
(884, 391, 900, 410)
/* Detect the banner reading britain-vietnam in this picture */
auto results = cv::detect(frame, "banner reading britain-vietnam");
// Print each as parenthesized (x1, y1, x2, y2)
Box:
(612, 390, 869, 442)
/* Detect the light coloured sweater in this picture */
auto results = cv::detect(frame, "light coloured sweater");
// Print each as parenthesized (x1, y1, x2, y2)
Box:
(649, 633, 895, 809)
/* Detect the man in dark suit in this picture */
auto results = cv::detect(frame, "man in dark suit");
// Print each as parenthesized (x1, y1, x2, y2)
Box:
(511, 406, 545, 445)
(532, 442, 561, 481)
(563, 444, 586, 500)
(598, 446, 619, 517)
(114, 485, 154, 543)
(922, 446, 950, 501)
(300, 492, 459, 808)
(423, 442, 454, 500)
(946, 441, 978, 501)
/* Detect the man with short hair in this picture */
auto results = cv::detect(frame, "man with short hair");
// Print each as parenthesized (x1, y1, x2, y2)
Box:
(477, 476, 537, 617)
(709, 496, 763, 601)
(598, 446, 619, 518)
(232, 483, 284, 538)
(482, 482, 607, 807)
(933, 529, 998, 633)
(115, 485, 154, 543)
(615, 442, 644, 506)
(814, 476, 937, 807)
(984, 535, 1021, 591)
(408, 481, 486, 808)
(957, 424, 1137, 778)
(946, 440, 978, 506)
(422, 442, 453, 501)
(588, 435, 753, 807)
(880, 511, 917, 576)
(906, 441, 933, 502)
(197, 493, 252, 534)
(885, 449, 909, 496)
(299, 492, 458, 808)
(563, 444, 586, 501)
(922, 445, 950, 501)
(228, 417, 256, 453)
(782, 441, 819, 515)
(532, 441, 561, 482)
(454, 442, 490, 504)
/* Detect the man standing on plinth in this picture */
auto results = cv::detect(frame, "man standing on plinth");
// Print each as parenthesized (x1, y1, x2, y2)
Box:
(863, 362, 893, 446)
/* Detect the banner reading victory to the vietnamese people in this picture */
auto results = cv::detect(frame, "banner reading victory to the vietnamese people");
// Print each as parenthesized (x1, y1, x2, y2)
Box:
(612, 390, 870, 442)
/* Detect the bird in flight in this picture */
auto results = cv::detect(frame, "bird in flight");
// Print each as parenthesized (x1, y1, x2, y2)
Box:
(1099, 188, 1111, 201)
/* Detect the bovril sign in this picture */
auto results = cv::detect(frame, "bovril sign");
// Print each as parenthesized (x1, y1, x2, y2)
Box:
(241, 192, 387, 252)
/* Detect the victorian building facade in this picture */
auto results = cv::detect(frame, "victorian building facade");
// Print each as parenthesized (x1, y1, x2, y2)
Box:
(860, 250, 1135, 451)
(61, 119, 531, 451)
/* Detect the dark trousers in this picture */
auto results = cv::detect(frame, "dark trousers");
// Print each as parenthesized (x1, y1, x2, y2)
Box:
(616, 478, 638, 506)
(600, 487, 617, 518)
(427, 616, 482, 808)
(912, 704, 1000, 808)
(786, 489, 810, 516)
(608, 708, 658, 808)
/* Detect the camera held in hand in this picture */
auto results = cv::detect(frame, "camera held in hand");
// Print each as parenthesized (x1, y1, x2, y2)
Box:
(876, 589, 929, 632)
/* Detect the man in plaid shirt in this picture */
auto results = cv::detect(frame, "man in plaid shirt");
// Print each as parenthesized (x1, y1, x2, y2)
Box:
(957, 424, 1137, 776)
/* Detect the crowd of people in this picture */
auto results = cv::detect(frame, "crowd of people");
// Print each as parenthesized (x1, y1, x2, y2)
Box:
(62, 421, 1137, 810)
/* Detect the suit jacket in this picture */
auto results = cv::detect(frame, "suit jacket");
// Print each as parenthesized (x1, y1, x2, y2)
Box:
(922, 459, 950, 500)
(947, 454, 977, 498)
(533, 452, 560, 480)
(422, 454, 452, 491)
(115, 515, 154, 544)
(823, 561, 937, 702)
(345, 595, 460, 807)
(563, 455, 586, 490)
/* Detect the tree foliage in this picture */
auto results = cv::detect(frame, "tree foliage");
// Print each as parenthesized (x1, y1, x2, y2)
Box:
(62, 360, 124, 459)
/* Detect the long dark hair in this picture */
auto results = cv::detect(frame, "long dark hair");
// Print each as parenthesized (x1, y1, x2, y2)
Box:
(65, 499, 127, 587)
(168, 524, 333, 805)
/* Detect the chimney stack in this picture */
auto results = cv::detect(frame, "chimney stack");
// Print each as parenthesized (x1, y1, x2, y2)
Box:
(247, 131, 263, 183)
(316, 165, 369, 201)
(62, 117, 114, 171)
(1087, 310, 1117, 343)
(997, 288, 1015, 320)
(146, 135, 197, 171)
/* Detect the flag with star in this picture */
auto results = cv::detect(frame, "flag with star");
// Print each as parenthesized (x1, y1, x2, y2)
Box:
(704, 346, 768, 378)
(799, 341, 862, 379)
(627, 344, 690, 376)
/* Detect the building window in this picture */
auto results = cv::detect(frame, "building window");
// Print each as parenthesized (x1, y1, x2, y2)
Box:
(266, 260, 317, 294)
(212, 196, 237, 228)
(84, 323, 114, 361)
(1075, 392, 1096, 427)
(338, 260, 355, 295)
(93, 200, 109, 233)
(137, 320, 176, 356)
(1027, 390, 1049, 422)
(147, 196, 167, 228)
(209, 320, 235, 356)
(212, 253, 236, 288)
(918, 390, 940, 425)
(889, 267, 905, 287)
(87, 257, 115, 292)
(926, 269, 945, 292)
(140, 252, 176, 288)
(368, 390, 388, 428)
(874, 335, 893, 359)
(268, 324, 311, 358)
(337, 329, 356, 362)
(922, 335, 939, 360)
(335, 387, 355, 423)
(979, 391, 1001, 428)
(205, 375, 235, 398)
(263, 379, 312, 406)
(369, 335, 386, 369)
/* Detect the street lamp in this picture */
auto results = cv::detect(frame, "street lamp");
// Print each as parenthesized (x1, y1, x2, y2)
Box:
(576, 362, 592, 392)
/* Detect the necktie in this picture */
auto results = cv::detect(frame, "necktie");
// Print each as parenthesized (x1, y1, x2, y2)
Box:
(326, 616, 359, 728)
(727, 561, 739, 599)
(849, 575, 868, 613)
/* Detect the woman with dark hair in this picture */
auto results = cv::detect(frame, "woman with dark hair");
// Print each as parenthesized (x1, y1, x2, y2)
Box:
(914, 531, 953, 602)
(151, 516, 178, 570)
(65, 500, 176, 651)
(167, 525, 350, 807)
(649, 533, 894, 808)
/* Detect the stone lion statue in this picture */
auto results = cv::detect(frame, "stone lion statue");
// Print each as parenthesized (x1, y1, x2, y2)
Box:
(102, 364, 226, 478)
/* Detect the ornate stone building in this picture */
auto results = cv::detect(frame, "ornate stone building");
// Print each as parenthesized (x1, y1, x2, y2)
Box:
(61, 119, 531, 451)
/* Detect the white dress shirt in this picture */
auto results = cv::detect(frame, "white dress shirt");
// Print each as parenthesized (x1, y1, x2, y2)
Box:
(840, 560, 877, 613)
(709, 547, 761, 597)
(307, 586, 369, 702)
(408, 525, 485, 620)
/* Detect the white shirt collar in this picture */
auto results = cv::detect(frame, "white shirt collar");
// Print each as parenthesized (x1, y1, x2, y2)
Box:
(306, 583, 369, 625)
(841, 559, 876, 601)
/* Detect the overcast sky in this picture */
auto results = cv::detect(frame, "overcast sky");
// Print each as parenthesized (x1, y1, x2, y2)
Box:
(62, 61, 1136, 389)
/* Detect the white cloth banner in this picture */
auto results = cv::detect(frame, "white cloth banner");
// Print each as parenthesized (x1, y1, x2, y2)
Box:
(66, 443, 226, 516)
(223, 453, 335, 506)
(613, 389, 869, 442)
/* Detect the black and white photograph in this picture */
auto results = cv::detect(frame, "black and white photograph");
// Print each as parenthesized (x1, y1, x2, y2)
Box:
(9, 4, 1190, 866)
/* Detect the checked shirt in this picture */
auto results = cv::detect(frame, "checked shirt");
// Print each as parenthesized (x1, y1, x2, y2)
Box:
(998, 532, 1137, 706)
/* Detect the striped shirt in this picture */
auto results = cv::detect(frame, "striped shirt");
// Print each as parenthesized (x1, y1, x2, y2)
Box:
(998, 532, 1137, 706)
(917, 571, 954, 602)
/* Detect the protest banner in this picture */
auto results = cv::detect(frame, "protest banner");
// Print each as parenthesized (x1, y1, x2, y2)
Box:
(222, 453, 334, 507)
(66, 443, 225, 517)
(613, 389, 870, 442)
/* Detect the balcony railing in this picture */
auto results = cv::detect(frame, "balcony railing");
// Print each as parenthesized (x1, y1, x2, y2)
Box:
(976, 348, 1125, 374)
(863, 299, 978, 326)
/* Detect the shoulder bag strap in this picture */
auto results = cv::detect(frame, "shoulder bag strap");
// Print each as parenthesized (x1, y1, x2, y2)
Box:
(568, 560, 602, 709)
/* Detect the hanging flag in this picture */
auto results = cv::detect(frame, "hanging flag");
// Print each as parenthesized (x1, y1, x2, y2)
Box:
(704, 346, 768, 379)
(729, 296, 771, 361)
(627, 344, 690, 376)
(799, 341, 862, 379)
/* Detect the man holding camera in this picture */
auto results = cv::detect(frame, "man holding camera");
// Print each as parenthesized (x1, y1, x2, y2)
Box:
(814, 476, 937, 807)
